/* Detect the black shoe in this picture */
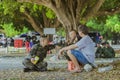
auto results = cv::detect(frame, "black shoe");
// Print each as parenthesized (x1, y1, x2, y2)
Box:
(39, 68, 47, 72)
(23, 68, 40, 72)
(23, 68, 32, 72)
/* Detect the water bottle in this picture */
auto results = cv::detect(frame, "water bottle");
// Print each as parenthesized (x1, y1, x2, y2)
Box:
(84, 64, 93, 72)
(32, 56, 39, 64)
(98, 65, 113, 73)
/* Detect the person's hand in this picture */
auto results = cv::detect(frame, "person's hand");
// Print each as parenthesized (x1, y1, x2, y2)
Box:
(31, 58, 35, 64)
(66, 39, 70, 45)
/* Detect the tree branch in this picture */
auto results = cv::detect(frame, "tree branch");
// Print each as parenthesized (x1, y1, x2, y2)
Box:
(75, 0, 89, 25)
(76, 0, 82, 23)
(51, 18, 61, 28)
(54, 0, 61, 8)
(17, 0, 52, 7)
(96, 7, 120, 16)
(0, 29, 5, 33)
(84, 0, 105, 22)
(17, 0, 42, 4)
(23, 11, 43, 34)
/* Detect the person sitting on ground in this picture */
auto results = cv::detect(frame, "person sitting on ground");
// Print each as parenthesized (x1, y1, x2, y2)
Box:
(95, 42, 104, 58)
(102, 42, 115, 58)
(64, 29, 81, 61)
(58, 25, 95, 73)
(22, 35, 55, 72)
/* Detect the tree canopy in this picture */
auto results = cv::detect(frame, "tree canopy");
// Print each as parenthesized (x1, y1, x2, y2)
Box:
(86, 14, 120, 39)
(17, 0, 120, 30)
(0, 0, 61, 36)
(0, 0, 120, 38)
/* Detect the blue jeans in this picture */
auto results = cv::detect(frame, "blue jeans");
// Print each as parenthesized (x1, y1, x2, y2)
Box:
(71, 50, 89, 65)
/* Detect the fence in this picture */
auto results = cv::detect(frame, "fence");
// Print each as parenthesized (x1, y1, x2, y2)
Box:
(7, 46, 26, 53)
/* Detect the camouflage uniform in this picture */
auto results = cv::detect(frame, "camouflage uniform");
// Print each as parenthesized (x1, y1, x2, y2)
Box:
(23, 44, 55, 71)
(102, 47, 115, 58)
(95, 46, 104, 58)
(25, 35, 31, 42)
(31, 36, 38, 45)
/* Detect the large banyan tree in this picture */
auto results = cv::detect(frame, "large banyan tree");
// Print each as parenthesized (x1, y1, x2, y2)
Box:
(17, 0, 120, 31)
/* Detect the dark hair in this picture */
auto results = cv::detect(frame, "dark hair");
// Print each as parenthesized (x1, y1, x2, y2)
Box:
(70, 29, 81, 40)
(78, 25, 89, 35)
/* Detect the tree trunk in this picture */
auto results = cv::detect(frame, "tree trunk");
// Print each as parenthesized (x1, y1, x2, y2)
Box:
(0, 29, 5, 34)
(65, 27, 70, 41)
(23, 11, 44, 35)
(48, 34, 53, 42)
(17, 0, 105, 37)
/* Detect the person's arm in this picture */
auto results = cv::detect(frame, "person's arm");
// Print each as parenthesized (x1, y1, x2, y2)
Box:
(58, 44, 78, 56)
(29, 44, 38, 57)
(61, 44, 77, 51)
(48, 44, 55, 50)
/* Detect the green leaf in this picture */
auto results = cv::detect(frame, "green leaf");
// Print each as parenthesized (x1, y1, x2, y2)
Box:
(45, 9, 55, 19)
(2, 23, 19, 37)
(20, 5, 25, 13)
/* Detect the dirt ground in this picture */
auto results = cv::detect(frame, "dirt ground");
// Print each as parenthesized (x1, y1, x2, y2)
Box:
(0, 63, 120, 80)
(0, 49, 120, 80)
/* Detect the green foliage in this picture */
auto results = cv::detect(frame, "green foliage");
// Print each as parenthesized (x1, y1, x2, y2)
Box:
(101, 0, 120, 10)
(2, 0, 20, 17)
(20, 5, 25, 13)
(0, 1, 56, 29)
(33, 4, 38, 11)
(1, 23, 29, 37)
(21, 26, 29, 34)
(86, 19, 105, 34)
(45, 8, 56, 19)
(106, 15, 120, 33)
(1, 0, 120, 38)
(57, 28, 66, 37)
(2, 23, 20, 37)
(19, 3, 55, 19)
(86, 14, 120, 39)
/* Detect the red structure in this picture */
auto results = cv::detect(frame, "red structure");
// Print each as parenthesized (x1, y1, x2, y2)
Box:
(14, 39, 23, 48)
